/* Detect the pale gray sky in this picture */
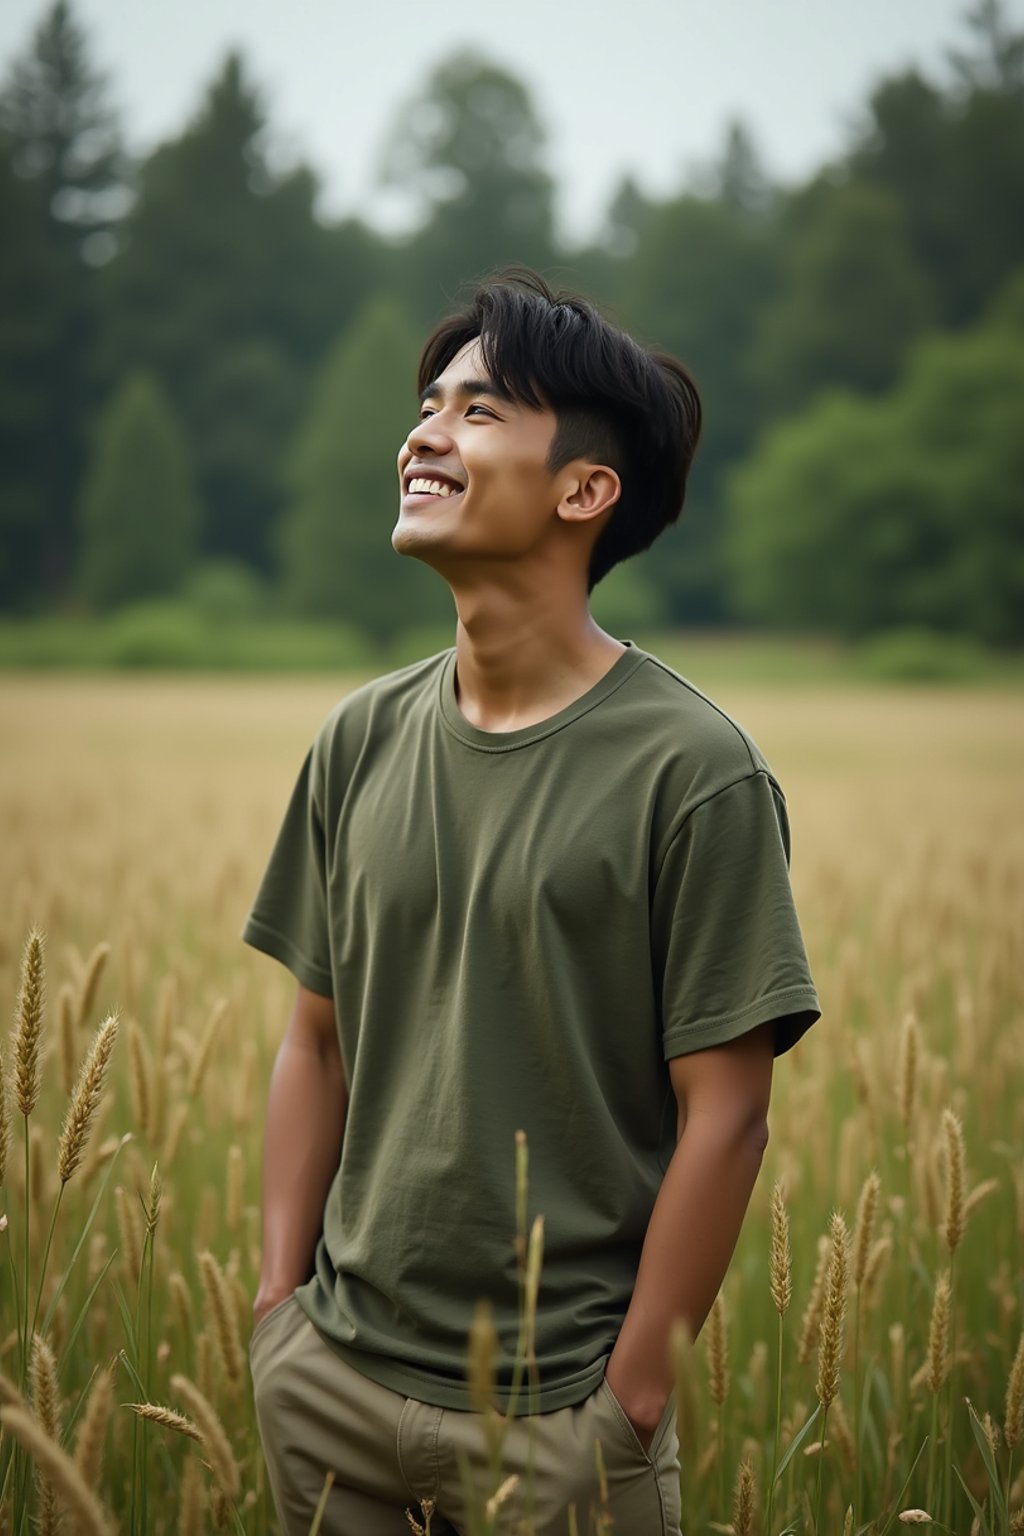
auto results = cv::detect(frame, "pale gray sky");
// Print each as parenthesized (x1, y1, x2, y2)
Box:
(2, 0, 1021, 241)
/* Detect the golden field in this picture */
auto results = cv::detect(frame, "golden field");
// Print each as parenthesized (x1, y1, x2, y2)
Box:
(0, 669, 1022, 1536)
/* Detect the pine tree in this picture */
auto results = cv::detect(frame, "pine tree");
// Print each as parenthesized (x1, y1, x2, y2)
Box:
(78, 372, 201, 609)
(282, 299, 450, 642)
(0, 0, 128, 605)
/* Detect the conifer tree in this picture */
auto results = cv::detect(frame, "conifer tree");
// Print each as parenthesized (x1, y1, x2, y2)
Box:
(78, 372, 201, 609)
(282, 299, 450, 642)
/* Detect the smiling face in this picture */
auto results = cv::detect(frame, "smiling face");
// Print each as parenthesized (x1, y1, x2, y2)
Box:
(393, 338, 569, 574)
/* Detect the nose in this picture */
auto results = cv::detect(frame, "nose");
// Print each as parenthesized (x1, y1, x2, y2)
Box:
(405, 410, 454, 457)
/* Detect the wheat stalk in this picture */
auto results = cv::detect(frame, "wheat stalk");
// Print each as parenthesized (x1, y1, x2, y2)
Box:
(733, 1453, 757, 1536)
(197, 1249, 245, 1387)
(58, 981, 77, 1096)
(178, 1453, 203, 1536)
(0, 1040, 9, 1185)
(797, 1235, 831, 1365)
(816, 1212, 849, 1410)
(57, 1013, 119, 1185)
(170, 1373, 241, 1500)
(187, 999, 227, 1098)
(1, 1404, 116, 1536)
(941, 1109, 965, 1255)
(708, 1292, 729, 1409)
(1006, 1328, 1024, 1449)
(225, 1144, 244, 1234)
(852, 1171, 880, 1288)
(127, 1401, 204, 1442)
(73, 1364, 115, 1493)
(13, 928, 46, 1117)
(770, 1179, 792, 1316)
(115, 1182, 143, 1281)
(898, 1012, 919, 1135)
(31, 1332, 62, 1536)
(127, 1018, 153, 1142)
(76, 942, 111, 1030)
(926, 1270, 951, 1394)
(670, 1319, 699, 1459)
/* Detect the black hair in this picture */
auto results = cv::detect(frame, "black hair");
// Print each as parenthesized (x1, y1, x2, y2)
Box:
(417, 268, 702, 588)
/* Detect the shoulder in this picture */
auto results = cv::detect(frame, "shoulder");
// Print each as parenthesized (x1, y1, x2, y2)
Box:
(311, 650, 451, 773)
(623, 649, 775, 804)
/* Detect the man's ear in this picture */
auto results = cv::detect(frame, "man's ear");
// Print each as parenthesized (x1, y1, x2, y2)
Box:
(556, 464, 621, 526)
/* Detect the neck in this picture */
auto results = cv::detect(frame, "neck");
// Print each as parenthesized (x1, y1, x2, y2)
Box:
(445, 560, 625, 733)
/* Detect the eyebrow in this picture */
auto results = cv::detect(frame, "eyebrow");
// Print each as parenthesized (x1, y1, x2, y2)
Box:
(418, 376, 513, 407)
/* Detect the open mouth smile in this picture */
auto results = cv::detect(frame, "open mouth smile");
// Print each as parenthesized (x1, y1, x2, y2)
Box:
(402, 469, 466, 506)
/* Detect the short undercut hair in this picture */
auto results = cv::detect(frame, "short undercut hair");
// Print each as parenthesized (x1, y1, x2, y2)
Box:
(417, 268, 702, 588)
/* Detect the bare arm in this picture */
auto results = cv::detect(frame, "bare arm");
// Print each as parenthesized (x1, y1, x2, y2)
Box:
(604, 1019, 776, 1445)
(253, 983, 347, 1324)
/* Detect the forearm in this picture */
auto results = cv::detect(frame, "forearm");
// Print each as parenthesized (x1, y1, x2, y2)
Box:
(256, 1033, 347, 1302)
(607, 1114, 768, 1428)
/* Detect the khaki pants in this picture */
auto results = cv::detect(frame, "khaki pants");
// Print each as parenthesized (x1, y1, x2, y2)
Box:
(250, 1295, 681, 1536)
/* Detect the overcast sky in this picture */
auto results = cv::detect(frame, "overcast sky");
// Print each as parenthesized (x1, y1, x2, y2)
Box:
(2, 0, 1022, 241)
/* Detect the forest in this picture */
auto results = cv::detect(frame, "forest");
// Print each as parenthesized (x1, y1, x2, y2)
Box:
(1, 1, 1022, 656)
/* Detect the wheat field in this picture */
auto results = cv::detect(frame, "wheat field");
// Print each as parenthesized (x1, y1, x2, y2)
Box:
(0, 670, 1022, 1536)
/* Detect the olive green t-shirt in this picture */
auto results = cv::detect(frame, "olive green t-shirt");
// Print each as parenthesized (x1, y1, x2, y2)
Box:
(243, 644, 820, 1412)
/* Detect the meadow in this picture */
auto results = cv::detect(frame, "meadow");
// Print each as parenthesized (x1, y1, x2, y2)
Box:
(0, 665, 1022, 1535)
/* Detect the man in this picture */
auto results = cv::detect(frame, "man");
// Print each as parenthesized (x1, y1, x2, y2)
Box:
(244, 270, 820, 1535)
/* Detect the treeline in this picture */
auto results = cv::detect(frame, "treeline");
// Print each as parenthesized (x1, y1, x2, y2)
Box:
(2, 0, 1023, 644)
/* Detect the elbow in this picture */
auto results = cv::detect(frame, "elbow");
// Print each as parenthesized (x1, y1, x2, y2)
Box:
(747, 1115, 770, 1158)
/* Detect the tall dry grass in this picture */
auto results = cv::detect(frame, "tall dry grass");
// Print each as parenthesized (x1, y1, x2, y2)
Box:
(1, 673, 1022, 1533)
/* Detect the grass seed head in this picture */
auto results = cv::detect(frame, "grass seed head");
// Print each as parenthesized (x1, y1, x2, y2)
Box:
(797, 1234, 831, 1365)
(0, 1041, 9, 1185)
(942, 1108, 966, 1255)
(126, 1401, 203, 1442)
(926, 1269, 951, 1394)
(169, 1373, 241, 1499)
(57, 1012, 119, 1185)
(76, 942, 111, 1030)
(733, 1454, 757, 1536)
(13, 928, 46, 1117)
(468, 1298, 498, 1418)
(1, 1404, 116, 1536)
(853, 1170, 881, 1288)
(1006, 1328, 1024, 1449)
(816, 1211, 849, 1410)
(197, 1249, 244, 1388)
(670, 1319, 699, 1456)
(898, 1012, 919, 1135)
(708, 1292, 729, 1409)
(770, 1179, 792, 1316)
(74, 1365, 115, 1493)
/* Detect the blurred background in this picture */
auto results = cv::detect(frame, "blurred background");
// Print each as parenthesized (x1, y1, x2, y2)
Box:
(1, 0, 1022, 679)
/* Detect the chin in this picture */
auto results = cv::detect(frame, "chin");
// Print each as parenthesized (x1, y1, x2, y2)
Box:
(392, 518, 441, 563)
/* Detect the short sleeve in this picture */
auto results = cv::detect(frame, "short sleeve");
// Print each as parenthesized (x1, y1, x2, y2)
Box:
(242, 745, 334, 997)
(653, 770, 820, 1060)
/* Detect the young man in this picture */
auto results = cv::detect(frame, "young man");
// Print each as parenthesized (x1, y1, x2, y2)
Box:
(244, 270, 821, 1536)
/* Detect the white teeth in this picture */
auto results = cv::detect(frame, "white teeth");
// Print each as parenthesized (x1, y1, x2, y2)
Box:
(408, 477, 458, 498)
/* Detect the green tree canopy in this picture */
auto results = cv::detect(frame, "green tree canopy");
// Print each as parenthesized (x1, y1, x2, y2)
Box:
(78, 371, 201, 609)
(751, 180, 936, 416)
(617, 182, 781, 623)
(381, 52, 556, 321)
(97, 52, 386, 568)
(727, 272, 1024, 645)
(851, 2, 1024, 324)
(281, 298, 451, 641)
(0, 0, 127, 259)
(0, 0, 128, 606)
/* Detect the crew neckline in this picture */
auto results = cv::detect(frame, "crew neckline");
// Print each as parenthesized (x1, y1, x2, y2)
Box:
(438, 641, 647, 752)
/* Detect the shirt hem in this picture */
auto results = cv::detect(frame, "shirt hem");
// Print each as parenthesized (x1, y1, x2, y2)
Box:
(663, 985, 822, 1060)
(241, 915, 334, 997)
(295, 1299, 607, 1413)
